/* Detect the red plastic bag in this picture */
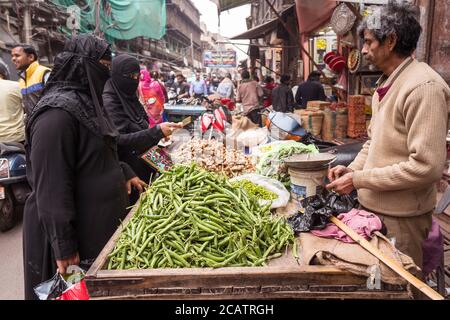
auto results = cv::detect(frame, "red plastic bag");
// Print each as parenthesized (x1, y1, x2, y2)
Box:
(57, 279, 90, 300)
(34, 265, 90, 300)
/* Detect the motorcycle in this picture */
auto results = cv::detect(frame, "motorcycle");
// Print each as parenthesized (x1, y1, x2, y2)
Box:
(0, 142, 31, 232)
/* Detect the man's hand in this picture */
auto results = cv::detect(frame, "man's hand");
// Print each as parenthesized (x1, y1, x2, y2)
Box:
(328, 165, 353, 182)
(160, 122, 183, 137)
(326, 172, 355, 195)
(56, 252, 80, 275)
(126, 177, 148, 195)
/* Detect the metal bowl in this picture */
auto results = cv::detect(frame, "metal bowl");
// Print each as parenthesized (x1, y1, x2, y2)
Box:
(284, 153, 337, 170)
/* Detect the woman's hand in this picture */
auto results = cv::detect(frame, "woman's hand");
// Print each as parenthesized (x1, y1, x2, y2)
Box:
(160, 122, 183, 137)
(126, 177, 147, 194)
(56, 252, 80, 275)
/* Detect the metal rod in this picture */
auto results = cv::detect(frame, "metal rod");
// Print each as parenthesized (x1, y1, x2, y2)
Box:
(94, 0, 101, 36)
(344, 2, 363, 20)
(23, 0, 32, 43)
(425, 0, 435, 64)
(222, 41, 300, 49)
(222, 38, 281, 77)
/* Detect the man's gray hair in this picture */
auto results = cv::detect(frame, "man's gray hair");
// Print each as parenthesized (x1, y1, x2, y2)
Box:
(358, 1, 422, 57)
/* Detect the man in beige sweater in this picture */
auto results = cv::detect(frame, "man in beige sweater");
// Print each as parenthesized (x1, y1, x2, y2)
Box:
(327, 3, 450, 271)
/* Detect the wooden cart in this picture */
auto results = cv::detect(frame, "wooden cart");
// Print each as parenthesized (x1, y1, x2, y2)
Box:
(86, 206, 411, 300)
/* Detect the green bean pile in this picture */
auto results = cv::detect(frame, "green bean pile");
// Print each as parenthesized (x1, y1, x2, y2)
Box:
(107, 163, 295, 270)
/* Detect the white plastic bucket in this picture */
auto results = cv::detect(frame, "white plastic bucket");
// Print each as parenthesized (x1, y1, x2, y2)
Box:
(288, 167, 328, 201)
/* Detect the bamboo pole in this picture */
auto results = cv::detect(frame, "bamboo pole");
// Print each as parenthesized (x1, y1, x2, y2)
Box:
(329, 216, 444, 300)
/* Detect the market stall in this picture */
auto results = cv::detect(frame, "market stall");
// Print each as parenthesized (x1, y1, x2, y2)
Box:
(85, 142, 417, 300)
(86, 197, 410, 300)
(85, 98, 443, 300)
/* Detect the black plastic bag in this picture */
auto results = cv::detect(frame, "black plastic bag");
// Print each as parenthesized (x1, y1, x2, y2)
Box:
(33, 272, 68, 300)
(33, 265, 89, 300)
(288, 190, 358, 233)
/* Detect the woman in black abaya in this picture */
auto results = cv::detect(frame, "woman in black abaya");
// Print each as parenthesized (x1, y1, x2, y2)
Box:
(23, 35, 143, 300)
(103, 54, 178, 194)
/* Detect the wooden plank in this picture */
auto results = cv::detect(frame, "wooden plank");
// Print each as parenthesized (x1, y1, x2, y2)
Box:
(89, 290, 411, 300)
(93, 264, 355, 279)
(330, 216, 444, 300)
(86, 266, 370, 294)
(86, 203, 139, 278)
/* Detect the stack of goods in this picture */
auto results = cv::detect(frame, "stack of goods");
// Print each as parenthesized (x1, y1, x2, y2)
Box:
(324, 51, 346, 74)
(335, 103, 348, 139)
(306, 100, 331, 111)
(256, 141, 318, 189)
(107, 164, 295, 269)
(171, 138, 255, 177)
(294, 109, 324, 138)
(347, 95, 366, 138)
(322, 108, 337, 141)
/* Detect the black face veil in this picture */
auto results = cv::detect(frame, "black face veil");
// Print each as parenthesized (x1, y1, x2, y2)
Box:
(28, 34, 119, 139)
(103, 54, 148, 128)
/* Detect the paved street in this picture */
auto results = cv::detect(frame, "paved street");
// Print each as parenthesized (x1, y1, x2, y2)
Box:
(0, 221, 24, 300)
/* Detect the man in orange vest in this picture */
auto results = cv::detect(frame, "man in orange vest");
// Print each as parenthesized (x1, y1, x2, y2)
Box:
(11, 44, 51, 115)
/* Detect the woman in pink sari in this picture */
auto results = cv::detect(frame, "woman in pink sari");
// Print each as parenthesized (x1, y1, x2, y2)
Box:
(138, 69, 165, 128)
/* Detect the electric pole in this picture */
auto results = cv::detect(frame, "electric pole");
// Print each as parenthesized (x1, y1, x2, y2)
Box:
(190, 33, 194, 70)
(23, 0, 32, 43)
(94, 0, 101, 36)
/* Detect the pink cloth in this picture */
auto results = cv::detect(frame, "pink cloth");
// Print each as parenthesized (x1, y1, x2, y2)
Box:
(296, 0, 337, 80)
(422, 217, 444, 277)
(296, 0, 337, 35)
(311, 209, 383, 243)
(138, 69, 165, 128)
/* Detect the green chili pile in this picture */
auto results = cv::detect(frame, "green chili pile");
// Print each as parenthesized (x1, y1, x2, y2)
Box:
(231, 179, 277, 200)
(107, 163, 295, 269)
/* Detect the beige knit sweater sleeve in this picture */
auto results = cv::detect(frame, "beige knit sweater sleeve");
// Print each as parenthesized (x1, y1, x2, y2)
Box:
(348, 124, 372, 171)
(352, 82, 449, 191)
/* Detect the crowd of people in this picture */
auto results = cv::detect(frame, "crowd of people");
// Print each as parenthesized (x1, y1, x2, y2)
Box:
(0, 41, 334, 300)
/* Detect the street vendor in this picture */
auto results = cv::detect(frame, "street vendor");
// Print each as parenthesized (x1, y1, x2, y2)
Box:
(22, 35, 148, 300)
(326, 2, 450, 273)
(103, 54, 182, 203)
(236, 70, 264, 126)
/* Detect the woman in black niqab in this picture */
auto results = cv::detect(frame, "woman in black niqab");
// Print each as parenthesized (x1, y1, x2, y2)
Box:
(103, 54, 176, 202)
(23, 35, 135, 300)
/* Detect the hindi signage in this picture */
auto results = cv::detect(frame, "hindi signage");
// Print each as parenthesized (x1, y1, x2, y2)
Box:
(203, 50, 237, 68)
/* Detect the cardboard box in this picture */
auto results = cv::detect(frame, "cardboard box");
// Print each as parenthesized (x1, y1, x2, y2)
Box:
(307, 100, 331, 110)
(348, 95, 366, 106)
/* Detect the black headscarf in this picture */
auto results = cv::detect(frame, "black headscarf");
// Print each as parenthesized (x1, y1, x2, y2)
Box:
(26, 34, 119, 140)
(103, 54, 148, 130)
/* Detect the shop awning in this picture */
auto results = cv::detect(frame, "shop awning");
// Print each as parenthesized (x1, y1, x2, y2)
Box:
(213, 0, 252, 12)
(295, 0, 337, 35)
(230, 4, 295, 40)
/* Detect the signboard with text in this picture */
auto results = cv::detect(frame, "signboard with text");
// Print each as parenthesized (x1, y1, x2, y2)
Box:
(203, 50, 237, 68)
